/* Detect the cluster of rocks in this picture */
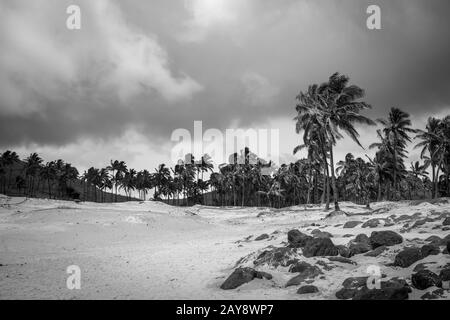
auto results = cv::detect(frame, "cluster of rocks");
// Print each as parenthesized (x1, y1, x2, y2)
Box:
(220, 223, 450, 299)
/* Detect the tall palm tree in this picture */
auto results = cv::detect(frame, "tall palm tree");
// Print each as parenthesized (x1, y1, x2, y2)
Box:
(376, 108, 416, 199)
(319, 72, 375, 211)
(1, 150, 20, 190)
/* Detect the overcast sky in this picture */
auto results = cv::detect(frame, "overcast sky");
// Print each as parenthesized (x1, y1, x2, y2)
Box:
(0, 0, 449, 172)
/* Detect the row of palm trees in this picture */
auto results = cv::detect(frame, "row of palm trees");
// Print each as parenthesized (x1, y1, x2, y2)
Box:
(1, 72, 449, 208)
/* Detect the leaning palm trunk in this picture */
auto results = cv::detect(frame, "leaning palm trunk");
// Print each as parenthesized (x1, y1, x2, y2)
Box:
(329, 145, 340, 211)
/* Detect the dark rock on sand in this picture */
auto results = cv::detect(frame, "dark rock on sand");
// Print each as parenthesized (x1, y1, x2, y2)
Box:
(297, 285, 319, 294)
(369, 231, 403, 249)
(411, 270, 442, 290)
(253, 247, 298, 268)
(255, 233, 269, 241)
(336, 277, 410, 300)
(364, 245, 387, 257)
(285, 264, 322, 287)
(302, 238, 338, 258)
(287, 229, 312, 248)
(311, 229, 333, 238)
(336, 245, 352, 258)
(220, 267, 272, 290)
(288, 261, 322, 275)
(362, 219, 381, 228)
(413, 262, 436, 272)
(421, 244, 440, 257)
(439, 267, 450, 281)
(443, 217, 450, 226)
(394, 247, 423, 268)
(349, 241, 371, 256)
(343, 221, 361, 228)
(355, 233, 370, 244)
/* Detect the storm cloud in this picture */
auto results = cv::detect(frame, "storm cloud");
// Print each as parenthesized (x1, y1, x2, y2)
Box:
(0, 0, 449, 169)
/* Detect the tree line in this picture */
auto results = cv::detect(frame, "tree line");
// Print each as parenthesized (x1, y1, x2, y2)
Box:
(0, 73, 449, 208)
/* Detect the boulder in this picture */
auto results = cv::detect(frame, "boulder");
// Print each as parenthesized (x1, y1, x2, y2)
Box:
(355, 233, 370, 244)
(311, 229, 333, 238)
(362, 219, 381, 228)
(297, 285, 319, 294)
(343, 221, 361, 229)
(336, 245, 352, 258)
(443, 217, 450, 226)
(255, 234, 269, 241)
(421, 244, 440, 257)
(349, 242, 371, 256)
(302, 238, 338, 258)
(353, 278, 411, 300)
(394, 247, 423, 268)
(411, 270, 442, 290)
(369, 231, 403, 249)
(286, 265, 322, 287)
(220, 267, 272, 290)
(289, 261, 319, 274)
(439, 267, 450, 281)
(287, 229, 312, 248)
(253, 247, 298, 268)
(336, 277, 410, 300)
(364, 245, 387, 257)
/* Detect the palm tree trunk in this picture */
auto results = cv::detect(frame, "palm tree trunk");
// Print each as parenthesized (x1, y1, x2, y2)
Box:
(329, 146, 340, 211)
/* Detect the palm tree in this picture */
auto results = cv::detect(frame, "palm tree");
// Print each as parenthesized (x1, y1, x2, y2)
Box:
(376, 108, 416, 199)
(107, 160, 127, 202)
(39, 161, 57, 199)
(319, 72, 375, 211)
(24, 153, 43, 197)
(415, 117, 448, 198)
(1, 150, 20, 190)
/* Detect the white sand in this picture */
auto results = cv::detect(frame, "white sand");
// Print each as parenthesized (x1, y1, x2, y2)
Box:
(0, 194, 449, 300)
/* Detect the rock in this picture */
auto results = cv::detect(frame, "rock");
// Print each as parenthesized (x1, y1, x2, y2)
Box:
(336, 277, 410, 300)
(421, 244, 440, 257)
(362, 219, 381, 228)
(286, 264, 322, 287)
(355, 233, 370, 244)
(324, 210, 348, 219)
(349, 242, 371, 256)
(315, 260, 334, 271)
(353, 278, 411, 300)
(289, 261, 322, 275)
(421, 292, 439, 300)
(413, 262, 436, 272)
(369, 231, 403, 249)
(311, 229, 333, 238)
(425, 235, 442, 244)
(394, 247, 423, 268)
(253, 247, 298, 268)
(255, 234, 269, 241)
(343, 234, 354, 238)
(297, 285, 319, 294)
(364, 245, 387, 257)
(439, 267, 450, 281)
(447, 241, 450, 253)
(302, 238, 338, 258)
(411, 270, 442, 290)
(336, 245, 352, 258)
(443, 217, 450, 226)
(220, 267, 272, 290)
(287, 229, 312, 248)
(343, 221, 361, 228)
(327, 256, 357, 265)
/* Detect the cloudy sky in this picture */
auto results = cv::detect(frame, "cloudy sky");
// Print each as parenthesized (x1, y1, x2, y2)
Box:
(0, 0, 449, 172)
